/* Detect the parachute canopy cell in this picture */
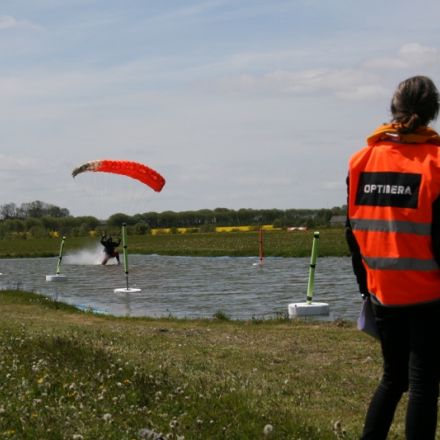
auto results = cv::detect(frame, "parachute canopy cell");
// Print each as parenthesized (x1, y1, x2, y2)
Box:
(72, 160, 166, 192)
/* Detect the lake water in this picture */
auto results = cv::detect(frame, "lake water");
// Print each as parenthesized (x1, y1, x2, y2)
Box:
(0, 250, 362, 320)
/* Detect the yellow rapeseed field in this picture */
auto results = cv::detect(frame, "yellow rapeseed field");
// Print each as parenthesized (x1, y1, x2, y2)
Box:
(151, 224, 279, 234)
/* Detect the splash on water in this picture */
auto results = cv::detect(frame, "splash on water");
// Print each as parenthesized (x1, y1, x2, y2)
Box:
(64, 244, 117, 265)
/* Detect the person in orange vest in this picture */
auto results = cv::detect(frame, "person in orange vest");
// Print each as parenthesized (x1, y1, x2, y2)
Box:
(346, 76, 440, 440)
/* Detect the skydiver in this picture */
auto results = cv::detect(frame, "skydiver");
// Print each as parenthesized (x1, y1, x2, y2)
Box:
(100, 233, 121, 265)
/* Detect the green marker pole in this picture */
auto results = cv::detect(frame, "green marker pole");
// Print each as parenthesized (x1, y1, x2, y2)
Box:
(55, 236, 66, 275)
(259, 227, 264, 265)
(121, 223, 129, 290)
(306, 231, 320, 304)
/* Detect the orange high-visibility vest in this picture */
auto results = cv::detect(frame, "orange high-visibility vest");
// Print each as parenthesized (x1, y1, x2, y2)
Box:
(348, 140, 440, 306)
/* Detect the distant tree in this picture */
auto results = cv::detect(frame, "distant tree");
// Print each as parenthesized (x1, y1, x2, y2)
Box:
(76, 216, 100, 230)
(17, 201, 70, 218)
(46, 205, 70, 217)
(3, 219, 25, 233)
(213, 207, 235, 226)
(20, 201, 44, 217)
(0, 203, 18, 219)
(158, 211, 178, 228)
(107, 213, 136, 227)
(132, 222, 150, 235)
(140, 212, 159, 228)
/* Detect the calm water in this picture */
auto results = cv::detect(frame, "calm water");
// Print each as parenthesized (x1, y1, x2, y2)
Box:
(0, 253, 362, 320)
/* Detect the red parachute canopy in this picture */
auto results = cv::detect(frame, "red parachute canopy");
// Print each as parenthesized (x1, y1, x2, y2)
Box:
(72, 160, 166, 192)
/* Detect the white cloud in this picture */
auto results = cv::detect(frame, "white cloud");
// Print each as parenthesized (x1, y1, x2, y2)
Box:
(148, 0, 232, 22)
(214, 43, 440, 101)
(363, 43, 439, 70)
(398, 43, 439, 67)
(0, 16, 19, 30)
(0, 154, 40, 171)
(219, 67, 387, 100)
(0, 15, 42, 31)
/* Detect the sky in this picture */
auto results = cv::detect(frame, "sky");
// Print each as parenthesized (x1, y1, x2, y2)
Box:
(1, 0, 440, 219)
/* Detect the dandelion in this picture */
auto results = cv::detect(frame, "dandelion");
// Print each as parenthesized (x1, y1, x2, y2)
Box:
(263, 424, 273, 436)
(333, 420, 347, 439)
(139, 428, 164, 439)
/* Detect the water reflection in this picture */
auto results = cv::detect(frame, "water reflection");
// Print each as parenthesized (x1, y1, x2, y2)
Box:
(0, 255, 362, 320)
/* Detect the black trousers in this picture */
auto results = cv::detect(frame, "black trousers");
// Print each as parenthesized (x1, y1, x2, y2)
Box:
(361, 301, 440, 440)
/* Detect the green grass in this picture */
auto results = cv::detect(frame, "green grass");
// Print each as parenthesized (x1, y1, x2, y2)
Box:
(0, 290, 416, 440)
(0, 229, 349, 258)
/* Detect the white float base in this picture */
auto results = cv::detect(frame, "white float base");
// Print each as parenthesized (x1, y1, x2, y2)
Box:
(288, 302, 330, 317)
(114, 287, 141, 293)
(46, 274, 67, 282)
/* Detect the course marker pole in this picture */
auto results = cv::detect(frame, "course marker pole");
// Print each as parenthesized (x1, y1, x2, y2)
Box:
(287, 231, 329, 318)
(122, 223, 129, 289)
(56, 236, 66, 275)
(259, 227, 264, 265)
(306, 231, 319, 304)
(46, 236, 67, 281)
(114, 223, 141, 294)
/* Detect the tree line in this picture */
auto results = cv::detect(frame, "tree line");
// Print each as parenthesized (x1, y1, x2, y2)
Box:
(0, 201, 346, 239)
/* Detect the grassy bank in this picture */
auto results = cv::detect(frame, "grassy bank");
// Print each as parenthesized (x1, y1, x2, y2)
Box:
(0, 229, 349, 258)
(0, 290, 412, 440)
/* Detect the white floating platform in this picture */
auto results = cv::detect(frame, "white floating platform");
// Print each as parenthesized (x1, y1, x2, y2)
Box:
(114, 287, 141, 293)
(46, 274, 67, 282)
(288, 302, 330, 318)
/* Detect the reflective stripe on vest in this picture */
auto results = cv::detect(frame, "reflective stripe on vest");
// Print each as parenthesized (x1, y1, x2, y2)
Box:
(363, 256, 439, 271)
(350, 218, 431, 235)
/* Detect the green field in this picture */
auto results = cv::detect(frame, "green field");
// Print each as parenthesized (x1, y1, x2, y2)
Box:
(0, 229, 349, 258)
(0, 290, 413, 440)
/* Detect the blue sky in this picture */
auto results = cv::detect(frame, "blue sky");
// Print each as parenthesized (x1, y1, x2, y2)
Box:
(1, 0, 440, 218)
